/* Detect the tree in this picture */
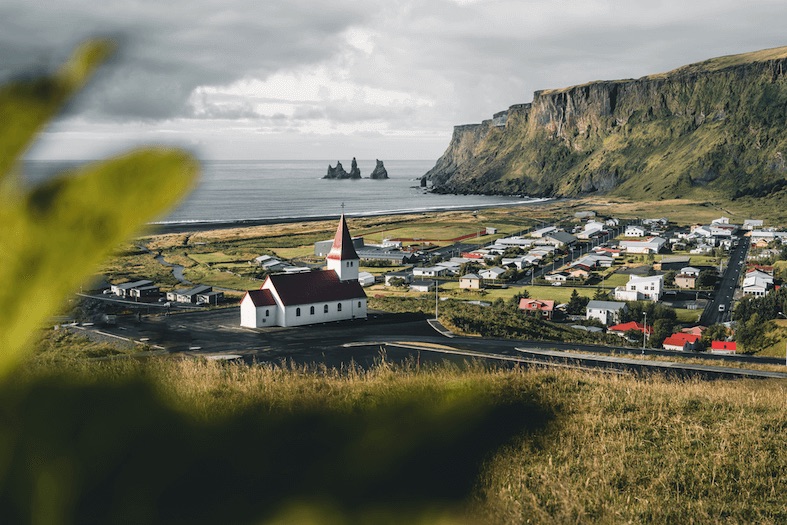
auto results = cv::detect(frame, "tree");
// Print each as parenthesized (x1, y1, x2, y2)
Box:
(650, 318, 675, 348)
(593, 287, 610, 300)
(697, 269, 718, 288)
(702, 324, 729, 347)
(663, 270, 677, 286)
(566, 289, 589, 315)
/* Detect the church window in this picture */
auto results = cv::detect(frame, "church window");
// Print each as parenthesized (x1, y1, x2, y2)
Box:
(310, 306, 315, 315)
(265, 309, 270, 317)
(296, 308, 301, 317)
(324, 304, 329, 313)
(358, 301, 362, 308)
(337, 303, 342, 312)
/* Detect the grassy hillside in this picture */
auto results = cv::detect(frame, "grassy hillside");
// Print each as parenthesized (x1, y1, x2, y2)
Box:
(11, 347, 787, 524)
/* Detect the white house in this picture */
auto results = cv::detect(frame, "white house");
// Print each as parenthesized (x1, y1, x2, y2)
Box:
(111, 279, 153, 298)
(614, 274, 663, 302)
(586, 300, 627, 325)
(413, 266, 449, 278)
(240, 214, 367, 328)
(357, 271, 376, 287)
(619, 237, 666, 254)
(479, 266, 506, 280)
(409, 280, 435, 292)
(530, 226, 557, 238)
(742, 270, 774, 297)
(625, 225, 647, 237)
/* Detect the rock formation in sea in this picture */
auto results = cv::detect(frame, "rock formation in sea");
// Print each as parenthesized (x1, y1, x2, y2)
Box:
(369, 159, 389, 179)
(349, 157, 362, 179)
(324, 161, 349, 179)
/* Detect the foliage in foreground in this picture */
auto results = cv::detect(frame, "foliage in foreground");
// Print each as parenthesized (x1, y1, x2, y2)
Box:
(11, 354, 787, 524)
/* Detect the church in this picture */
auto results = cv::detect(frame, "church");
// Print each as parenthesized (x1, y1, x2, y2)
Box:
(240, 214, 368, 328)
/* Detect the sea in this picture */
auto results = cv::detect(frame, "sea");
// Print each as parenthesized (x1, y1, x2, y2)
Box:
(22, 159, 546, 226)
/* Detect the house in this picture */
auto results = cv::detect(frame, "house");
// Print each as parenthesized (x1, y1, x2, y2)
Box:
(568, 267, 590, 280)
(530, 226, 557, 238)
(459, 274, 482, 290)
(585, 300, 627, 325)
(710, 341, 737, 354)
(662, 333, 701, 351)
(545, 272, 569, 284)
(619, 237, 666, 254)
(384, 271, 412, 287)
(519, 298, 555, 320)
(357, 272, 376, 287)
(169, 285, 213, 304)
(674, 273, 697, 290)
(128, 285, 160, 301)
(608, 321, 652, 337)
(743, 219, 764, 230)
(435, 261, 462, 275)
(240, 214, 367, 328)
(614, 274, 663, 302)
(625, 225, 647, 237)
(543, 231, 578, 248)
(577, 221, 605, 239)
(413, 266, 448, 278)
(742, 269, 774, 297)
(197, 291, 224, 305)
(409, 280, 435, 292)
(479, 266, 506, 280)
(485, 226, 498, 235)
(110, 279, 153, 298)
(653, 256, 692, 272)
(681, 326, 707, 337)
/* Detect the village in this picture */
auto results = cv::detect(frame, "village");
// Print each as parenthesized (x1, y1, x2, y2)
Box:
(77, 206, 787, 358)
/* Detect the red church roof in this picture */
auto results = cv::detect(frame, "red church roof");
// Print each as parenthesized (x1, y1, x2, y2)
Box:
(266, 270, 365, 306)
(244, 289, 276, 307)
(326, 214, 359, 261)
(711, 341, 737, 351)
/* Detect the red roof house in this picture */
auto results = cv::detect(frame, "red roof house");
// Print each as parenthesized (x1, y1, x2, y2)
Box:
(608, 321, 653, 336)
(519, 298, 555, 319)
(662, 333, 702, 351)
(710, 341, 737, 354)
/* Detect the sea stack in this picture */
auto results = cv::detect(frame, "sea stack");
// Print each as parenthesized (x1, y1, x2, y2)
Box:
(369, 159, 389, 179)
(324, 161, 349, 179)
(349, 157, 362, 179)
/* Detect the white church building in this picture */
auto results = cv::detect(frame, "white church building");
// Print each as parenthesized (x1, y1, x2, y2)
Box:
(240, 215, 368, 328)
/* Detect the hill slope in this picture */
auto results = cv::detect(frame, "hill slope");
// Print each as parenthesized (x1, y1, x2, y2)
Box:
(424, 47, 787, 204)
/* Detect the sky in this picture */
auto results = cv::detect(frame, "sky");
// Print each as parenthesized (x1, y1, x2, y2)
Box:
(2, 0, 786, 161)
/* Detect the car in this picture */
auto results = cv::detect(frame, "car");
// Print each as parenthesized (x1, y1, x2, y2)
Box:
(718, 304, 726, 312)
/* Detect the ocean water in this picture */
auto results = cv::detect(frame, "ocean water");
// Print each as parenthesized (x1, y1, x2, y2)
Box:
(22, 159, 543, 224)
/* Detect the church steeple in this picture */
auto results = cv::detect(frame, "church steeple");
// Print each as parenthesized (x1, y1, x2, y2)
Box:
(326, 213, 359, 281)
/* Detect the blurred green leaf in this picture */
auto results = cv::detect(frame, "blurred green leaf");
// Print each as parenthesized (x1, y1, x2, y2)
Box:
(0, 40, 115, 181)
(0, 42, 198, 377)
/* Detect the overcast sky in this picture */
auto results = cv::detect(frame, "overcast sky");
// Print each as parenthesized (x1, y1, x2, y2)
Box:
(4, 0, 785, 161)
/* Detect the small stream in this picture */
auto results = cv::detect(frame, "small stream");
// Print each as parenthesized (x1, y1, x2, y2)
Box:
(154, 254, 191, 285)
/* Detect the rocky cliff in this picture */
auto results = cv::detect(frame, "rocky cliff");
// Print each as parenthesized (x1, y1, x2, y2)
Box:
(424, 47, 787, 201)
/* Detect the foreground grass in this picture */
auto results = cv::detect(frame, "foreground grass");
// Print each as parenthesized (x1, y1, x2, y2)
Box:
(15, 346, 787, 524)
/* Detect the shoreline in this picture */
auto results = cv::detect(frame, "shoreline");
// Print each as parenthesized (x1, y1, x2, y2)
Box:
(148, 198, 558, 235)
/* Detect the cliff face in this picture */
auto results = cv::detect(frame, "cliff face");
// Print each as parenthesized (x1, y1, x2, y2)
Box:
(424, 47, 787, 201)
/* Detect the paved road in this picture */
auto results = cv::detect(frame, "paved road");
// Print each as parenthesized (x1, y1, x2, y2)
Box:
(73, 307, 787, 378)
(700, 236, 749, 326)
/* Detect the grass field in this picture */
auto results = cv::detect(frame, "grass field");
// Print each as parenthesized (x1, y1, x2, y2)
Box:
(13, 346, 787, 524)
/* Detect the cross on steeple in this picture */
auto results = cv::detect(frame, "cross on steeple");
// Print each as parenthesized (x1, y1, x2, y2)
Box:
(341, 202, 345, 214)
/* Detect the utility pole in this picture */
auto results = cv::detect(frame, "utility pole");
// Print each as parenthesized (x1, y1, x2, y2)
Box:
(434, 279, 439, 320)
(642, 311, 647, 355)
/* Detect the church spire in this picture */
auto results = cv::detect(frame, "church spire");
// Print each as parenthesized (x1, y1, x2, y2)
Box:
(326, 213, 360, 281)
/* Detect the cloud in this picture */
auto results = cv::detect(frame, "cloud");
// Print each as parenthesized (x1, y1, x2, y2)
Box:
(5, 0, 787, 159)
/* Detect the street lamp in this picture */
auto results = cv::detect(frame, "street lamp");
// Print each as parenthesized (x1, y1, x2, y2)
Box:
(434, 279, 439, 320)
(779, 312, 787, 366)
